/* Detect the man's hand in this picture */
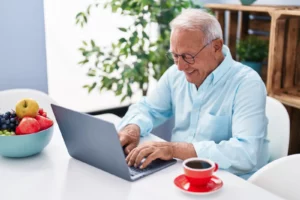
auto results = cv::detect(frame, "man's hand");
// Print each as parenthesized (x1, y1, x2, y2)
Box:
(125, 142, 174, 169)
(118, 124, 140, 154)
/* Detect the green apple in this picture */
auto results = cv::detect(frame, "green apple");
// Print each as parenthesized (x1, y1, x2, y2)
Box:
(15, 98, 39, 119)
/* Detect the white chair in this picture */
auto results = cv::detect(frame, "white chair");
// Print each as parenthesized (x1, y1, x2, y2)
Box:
(0, 89, 57, 122)
(248, 154, 300, 200)
(265, 96, 290, 162)
(248, 97, 292, 198)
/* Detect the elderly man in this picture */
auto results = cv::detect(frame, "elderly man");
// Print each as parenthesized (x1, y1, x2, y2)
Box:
(117, 9, 269, 178)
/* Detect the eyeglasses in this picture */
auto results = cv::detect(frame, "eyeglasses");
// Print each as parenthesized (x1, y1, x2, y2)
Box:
(166, 39, 217, 64)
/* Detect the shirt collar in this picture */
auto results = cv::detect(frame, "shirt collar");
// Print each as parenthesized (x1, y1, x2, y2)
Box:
(211, 45, 234, 85)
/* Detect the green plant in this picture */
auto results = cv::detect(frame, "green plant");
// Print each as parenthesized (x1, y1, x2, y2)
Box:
(76, 0, 201, 102)
(236, 36, 269, 62)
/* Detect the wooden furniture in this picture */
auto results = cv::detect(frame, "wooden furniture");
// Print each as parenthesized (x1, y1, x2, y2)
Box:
(205, 4, 284, 82)
(267, 9, 300, 108)
(205, 4, 300, 154)
(267, 9, 300, 154)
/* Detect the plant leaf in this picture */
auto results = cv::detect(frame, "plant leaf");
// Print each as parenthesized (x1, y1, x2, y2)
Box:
(91, 40, 95, 47)
(87, 69, 96, 76)
(118, 27, 127, 32)
(119, 38, 127, 43)
(88, 82, 97, 93)
(82, 51, 93, 57)
(78, 59, 89, 65)
(75, 12, 84, 19)
(142, 31, 149, 40)
(87, 5, 92, 15)
(120, 95, 127, 102)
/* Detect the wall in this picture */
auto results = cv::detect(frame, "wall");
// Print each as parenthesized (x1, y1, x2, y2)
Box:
(0, 0, 48, 93)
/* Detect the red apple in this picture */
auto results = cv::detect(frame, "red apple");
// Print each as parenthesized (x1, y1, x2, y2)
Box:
(35, 115, 53, 130)
(38, 108, 47, 117)
(42, 112, 47, 118)
(16, 117, 41, 135)
(38, 108, 44, 115)
(15, 126, 22, 134)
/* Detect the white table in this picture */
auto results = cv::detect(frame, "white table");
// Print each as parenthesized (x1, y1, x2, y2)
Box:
(0, 114, 284, 200)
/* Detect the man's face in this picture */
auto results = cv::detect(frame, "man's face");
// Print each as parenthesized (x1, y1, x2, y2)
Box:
(170, 29, 221, 87)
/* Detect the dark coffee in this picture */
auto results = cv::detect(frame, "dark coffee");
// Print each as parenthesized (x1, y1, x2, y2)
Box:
(185, 160, 212, 169)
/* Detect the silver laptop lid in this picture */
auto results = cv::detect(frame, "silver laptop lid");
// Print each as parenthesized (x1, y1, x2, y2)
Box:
(51, 104, 131, 181)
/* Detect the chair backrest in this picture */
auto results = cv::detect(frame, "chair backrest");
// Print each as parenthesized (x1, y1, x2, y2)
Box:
(248, 154, 300, 200)
(265, 96, 290, 162)
(0, 89, 57, 122)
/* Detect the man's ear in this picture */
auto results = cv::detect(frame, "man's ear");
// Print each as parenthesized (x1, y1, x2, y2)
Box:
(213, 39, 223, 53)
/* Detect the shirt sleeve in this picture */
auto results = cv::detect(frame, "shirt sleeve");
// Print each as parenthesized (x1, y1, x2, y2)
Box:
(192, 78, 269, 173)
(116, 67, 174, 137)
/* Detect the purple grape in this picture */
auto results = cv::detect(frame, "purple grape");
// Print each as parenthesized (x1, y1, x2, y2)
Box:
(4, 113, 9, 120)
(1, 124, 7, 129)
(1, 118, 5, 124)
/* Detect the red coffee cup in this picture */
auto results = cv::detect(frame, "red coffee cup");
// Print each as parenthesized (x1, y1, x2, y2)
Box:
(183, 158, 218, 187)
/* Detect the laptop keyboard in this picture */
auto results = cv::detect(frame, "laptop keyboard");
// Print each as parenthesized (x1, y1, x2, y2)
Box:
(129, 166, 150, 176)
(128, 159, 174, 176)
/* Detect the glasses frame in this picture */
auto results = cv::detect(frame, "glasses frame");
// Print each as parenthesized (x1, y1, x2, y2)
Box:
(166, 38, 218, 64)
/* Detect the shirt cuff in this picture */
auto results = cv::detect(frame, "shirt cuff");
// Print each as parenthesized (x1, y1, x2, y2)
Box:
(117, 115, 153, 137)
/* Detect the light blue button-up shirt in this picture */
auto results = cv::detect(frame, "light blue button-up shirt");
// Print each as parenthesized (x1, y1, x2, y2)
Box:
(117, 45, 269, 178)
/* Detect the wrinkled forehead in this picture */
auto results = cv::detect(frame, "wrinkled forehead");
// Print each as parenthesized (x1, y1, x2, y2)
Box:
(170, 29, 205, 52)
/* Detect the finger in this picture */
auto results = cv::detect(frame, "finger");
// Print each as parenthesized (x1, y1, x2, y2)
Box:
(126, 144, 137, 160)
(135, 147, 153, 167)
(125, 147, 137, 163)
(140, 153, 159, 169)
(126, 147, 136, 163)
(126, 144, 149, 163)
(119, 134, 128, 147)
(127, 145, 149, 167)
(127, 147, 142, 167)
(125, 143, 137, 154)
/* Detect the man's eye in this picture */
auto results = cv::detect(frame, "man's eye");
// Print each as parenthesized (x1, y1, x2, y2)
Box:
(183, 54, 193, 60)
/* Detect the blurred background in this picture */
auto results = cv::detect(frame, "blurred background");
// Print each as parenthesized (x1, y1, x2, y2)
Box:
(0, 0, 300, 112)
(0, 0, 299, 115)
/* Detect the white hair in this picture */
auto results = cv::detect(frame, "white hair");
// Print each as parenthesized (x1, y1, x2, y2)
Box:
(170, 8, 223, 44)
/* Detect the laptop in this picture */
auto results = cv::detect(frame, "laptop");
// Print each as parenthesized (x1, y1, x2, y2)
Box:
(51, 104, 177, 181)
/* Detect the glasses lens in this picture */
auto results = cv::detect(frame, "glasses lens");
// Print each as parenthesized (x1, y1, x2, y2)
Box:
(182, 54, 194, 64)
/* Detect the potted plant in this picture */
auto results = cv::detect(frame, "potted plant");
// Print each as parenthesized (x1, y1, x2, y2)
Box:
(75, 0, 201, 103)
(236, 36, 269, 75)
(240, 0, 256, 5)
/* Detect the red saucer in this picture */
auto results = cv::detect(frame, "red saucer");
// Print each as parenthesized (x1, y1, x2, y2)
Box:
(174, 175, 223, 195)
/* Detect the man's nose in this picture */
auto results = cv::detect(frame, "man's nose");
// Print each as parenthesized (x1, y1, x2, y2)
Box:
(177, 57, 188, 71)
